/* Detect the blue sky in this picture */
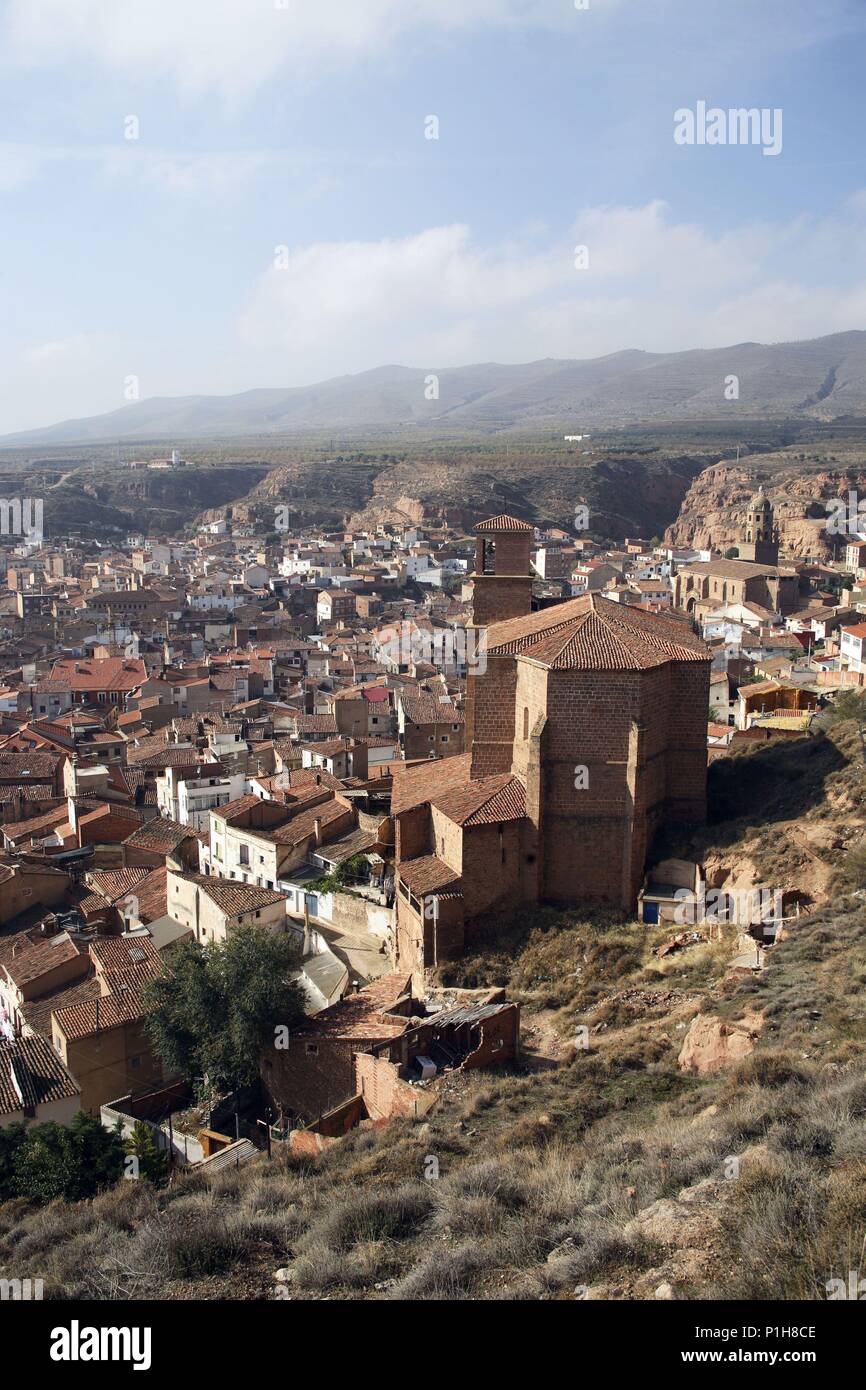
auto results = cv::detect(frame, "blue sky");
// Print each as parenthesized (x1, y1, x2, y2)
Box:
(2, 0, 866, 434)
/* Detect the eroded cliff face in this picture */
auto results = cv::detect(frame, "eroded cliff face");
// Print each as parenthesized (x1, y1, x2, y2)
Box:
(664, 456, 866, 558)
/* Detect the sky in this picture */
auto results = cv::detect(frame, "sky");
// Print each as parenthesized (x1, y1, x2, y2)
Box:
(2, 0, 866, 434)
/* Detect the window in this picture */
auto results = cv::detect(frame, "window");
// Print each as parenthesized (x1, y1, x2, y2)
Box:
(523, 707, 529, 739)
(305, 1043, 318, 1056)
(239, 844, 249, 865)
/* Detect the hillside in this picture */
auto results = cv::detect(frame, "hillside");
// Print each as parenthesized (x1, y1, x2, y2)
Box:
(4, 332, 866, 448)
(4, 712, 866, 1301)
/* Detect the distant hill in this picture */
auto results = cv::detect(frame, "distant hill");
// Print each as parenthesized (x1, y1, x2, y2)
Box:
(4, 331, 866, 447)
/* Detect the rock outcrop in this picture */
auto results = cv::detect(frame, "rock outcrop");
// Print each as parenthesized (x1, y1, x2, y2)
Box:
(677, 1011, 763, 1074)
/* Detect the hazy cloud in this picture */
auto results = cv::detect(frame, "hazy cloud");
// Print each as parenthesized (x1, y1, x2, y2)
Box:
(237, 201, 866, 381)
(3, 0, 582, 98)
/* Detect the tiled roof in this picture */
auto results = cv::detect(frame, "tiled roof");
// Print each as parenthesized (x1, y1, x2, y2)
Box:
(21, 973, 102, 1041)
(1, 933, 83, 989)
(738, 679, 783, 696)
(304, 739, 348, 758)
(174, 873, 287, 916)
(0, 1034, 79, 1116)
(432, 774, 525, 827)
(1, 805, 68, 842)
(132, 747, 202, 771)
(486, 594, 709, 671)
(295, 972, 412, 1040)
(398, 854, 461, 895)
(400, 694, 464, 726)
(293, 714, 338, 732)
(391, 753, 473, 816)
(86, 868, 150, 905)
(53, 974, 158, 1040)
(124, 817, 195, 853)
(0, 750, 61, 778)
(212, 793, 263, 822)
(270, 798, 351, 847)
(50, 657, 147, 692)
(0, 783, 54, 801)
(679, 559, 783, 580)
(316, 828, 377, 862)
(90, 935, 162, 972)
(474, 514, 534, 532)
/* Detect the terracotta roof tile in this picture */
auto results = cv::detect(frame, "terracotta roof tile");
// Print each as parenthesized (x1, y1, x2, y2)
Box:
(486, 594, 709, 671)
(398, 855, 461, 895)
(474, 514, 534, 532)
(0, 1034, 79, 1115)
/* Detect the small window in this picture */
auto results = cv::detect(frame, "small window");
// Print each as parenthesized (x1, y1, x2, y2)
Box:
(305, 1043, 319, 1056)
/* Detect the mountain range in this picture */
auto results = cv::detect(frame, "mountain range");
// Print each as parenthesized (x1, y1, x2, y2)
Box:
(4, 331, 866, 447)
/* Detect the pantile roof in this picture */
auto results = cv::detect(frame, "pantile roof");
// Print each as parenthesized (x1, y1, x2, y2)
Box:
(485, 593, 709, 671)
(0, 1034, 79, 1116)
(474, 515, 534, 533)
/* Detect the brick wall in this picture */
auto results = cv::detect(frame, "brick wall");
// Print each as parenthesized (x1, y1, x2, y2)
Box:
(263, 1034, 373, 1122)
(472, 576, 533, 626)
(469, 654, 519, 777)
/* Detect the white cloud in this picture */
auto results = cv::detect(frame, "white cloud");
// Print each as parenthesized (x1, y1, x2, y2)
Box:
(3, 0, 580, 99)
(236, 201, 866, 382)
(0, 140, 327, 199)
(6, 199, 866, 433)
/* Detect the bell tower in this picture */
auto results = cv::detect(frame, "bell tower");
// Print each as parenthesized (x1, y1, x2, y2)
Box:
(471, 514, 534, 626)
(739, 488, 778, 565)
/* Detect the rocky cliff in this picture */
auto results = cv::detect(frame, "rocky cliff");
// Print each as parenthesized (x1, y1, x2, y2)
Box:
(664, 451, 866, 559)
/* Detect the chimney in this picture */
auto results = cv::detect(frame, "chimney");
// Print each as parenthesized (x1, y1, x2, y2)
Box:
(313, 816, 322, 846)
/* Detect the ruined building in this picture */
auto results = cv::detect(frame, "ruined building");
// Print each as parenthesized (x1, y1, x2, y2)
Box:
(393, 515, 711, 989)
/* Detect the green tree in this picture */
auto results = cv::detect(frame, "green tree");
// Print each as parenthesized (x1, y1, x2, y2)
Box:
(11, 1113, 124, 1204)
(124, 1120, 169, 1184)
(68, 1111, 126, 1195)
(143, 927, 305, 1093)
(0, 1121, 27, 1201)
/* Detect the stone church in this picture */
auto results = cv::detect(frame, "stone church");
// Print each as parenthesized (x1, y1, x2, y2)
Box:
(673, 490, 800, 617)
(393, 515, 711, 988)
